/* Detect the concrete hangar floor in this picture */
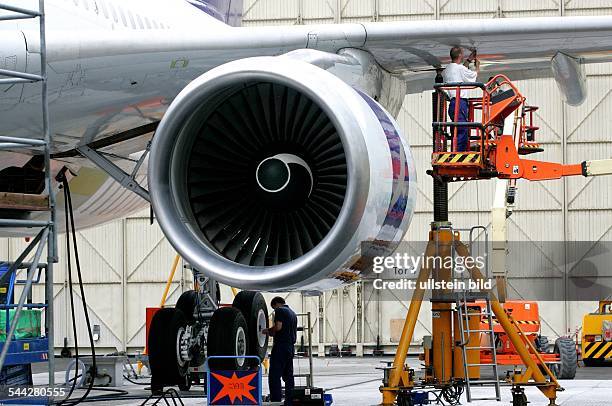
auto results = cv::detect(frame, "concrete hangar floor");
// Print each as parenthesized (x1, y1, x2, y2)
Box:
(33, 356, 612, 405)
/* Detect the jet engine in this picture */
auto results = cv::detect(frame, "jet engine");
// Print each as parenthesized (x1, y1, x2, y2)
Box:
(148, 56, 416, 291)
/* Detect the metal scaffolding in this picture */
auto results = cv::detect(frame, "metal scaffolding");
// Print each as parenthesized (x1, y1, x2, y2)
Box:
(0, 0, 56, 385)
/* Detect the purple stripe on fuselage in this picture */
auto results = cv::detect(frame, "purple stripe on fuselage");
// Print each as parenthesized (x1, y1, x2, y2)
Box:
(185, 0, 243, 27)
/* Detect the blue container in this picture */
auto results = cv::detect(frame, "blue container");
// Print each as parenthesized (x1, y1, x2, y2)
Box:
(324, 393, 333, 405)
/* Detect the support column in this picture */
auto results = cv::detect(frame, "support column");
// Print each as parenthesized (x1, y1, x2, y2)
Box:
(431, 229, 453, 383)
(381, 235, 435, 404)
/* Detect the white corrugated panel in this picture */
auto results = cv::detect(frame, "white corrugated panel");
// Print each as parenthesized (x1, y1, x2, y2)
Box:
(340, 0, 374, 20)
(379, 0, 436, 20)
(567, 144, 612, 211)
(440, 0, 498, 19)
(500, 0, 559, 17)
(124, 217, 188, 350)
(566, 0, 612, 15)
(302, 0, 335, 21)
(243, 0, 301, 25)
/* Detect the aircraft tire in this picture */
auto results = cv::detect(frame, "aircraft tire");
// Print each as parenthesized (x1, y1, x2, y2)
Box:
(148, 308, 189, 391)
(232, 291, 269, 366)
(207, 307, 249, 370)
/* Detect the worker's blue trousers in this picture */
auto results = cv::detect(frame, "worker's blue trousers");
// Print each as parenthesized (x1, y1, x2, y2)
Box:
(449, 97, 469, 152)
(269, 345, 295, 405)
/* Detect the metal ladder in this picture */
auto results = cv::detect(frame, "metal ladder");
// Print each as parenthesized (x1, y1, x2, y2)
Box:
(456, 293, 501, 402)
(453, 226, 501, 403)
(0, 0, 56, 386)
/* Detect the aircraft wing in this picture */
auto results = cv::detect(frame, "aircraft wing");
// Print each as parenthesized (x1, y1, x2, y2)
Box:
(33, 15, 612, 106)
(362, 16, 612, 72)
(8, 13, 612, 154)
(358, 16, 612, 97)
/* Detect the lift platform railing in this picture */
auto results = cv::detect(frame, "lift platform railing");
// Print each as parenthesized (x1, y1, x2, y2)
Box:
(433, 75, 527, 159)
(433, 81, 489, 156)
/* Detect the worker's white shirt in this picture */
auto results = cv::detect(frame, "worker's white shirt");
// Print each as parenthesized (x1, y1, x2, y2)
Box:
(442, 62, 478, 98)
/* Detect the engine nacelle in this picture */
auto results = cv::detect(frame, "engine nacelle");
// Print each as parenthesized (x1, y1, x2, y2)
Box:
(149, 57, 416, 291)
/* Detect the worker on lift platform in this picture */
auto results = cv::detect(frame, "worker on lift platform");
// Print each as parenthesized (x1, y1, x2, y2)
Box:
(443, 46, 480, 151)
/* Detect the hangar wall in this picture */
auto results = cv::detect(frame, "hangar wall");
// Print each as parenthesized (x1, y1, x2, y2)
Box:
(1, 0, 611, 354)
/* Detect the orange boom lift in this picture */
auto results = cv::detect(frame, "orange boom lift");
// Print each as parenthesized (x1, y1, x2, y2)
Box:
(380, 74, 612, 406)
(430, 74, 611, 182)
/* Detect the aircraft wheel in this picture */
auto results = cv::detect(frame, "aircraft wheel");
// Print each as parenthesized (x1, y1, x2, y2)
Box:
(207, 307, 249, 370)
(176, 290, 199, 322)
(232, 291, 269, 365)
(148, 308, 189, 392)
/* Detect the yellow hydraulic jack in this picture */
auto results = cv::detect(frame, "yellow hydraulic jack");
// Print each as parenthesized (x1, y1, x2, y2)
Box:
(379, 225, 562, 406)
(380, 78, 562, 406)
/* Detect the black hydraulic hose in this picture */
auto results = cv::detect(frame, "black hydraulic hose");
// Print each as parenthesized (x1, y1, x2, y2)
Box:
(61, 174, 96, 406)
(57, 388, 130, 404)
(123, 375, 151, 386)
(74, 391, 206, 404)
(56, 170, 80, 405)
(55, 169, 106, 406)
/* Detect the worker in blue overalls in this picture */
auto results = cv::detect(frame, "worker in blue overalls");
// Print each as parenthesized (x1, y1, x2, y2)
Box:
(263, 296, 298, 405)
(443, 46, 480, 151)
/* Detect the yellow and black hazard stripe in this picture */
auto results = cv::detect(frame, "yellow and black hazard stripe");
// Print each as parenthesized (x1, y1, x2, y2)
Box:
(584, 341, 612, 359)
(583, 341, 612, 360)
(489, 320, 538, 325)
(435, 153, 481, 164)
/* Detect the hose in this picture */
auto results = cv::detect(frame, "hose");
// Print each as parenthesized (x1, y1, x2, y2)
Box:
(54, 169, 103, 406)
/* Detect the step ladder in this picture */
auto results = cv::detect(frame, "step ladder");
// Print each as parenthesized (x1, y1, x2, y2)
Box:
(456, 292, 501, 403)
(0, 0, 57, 386)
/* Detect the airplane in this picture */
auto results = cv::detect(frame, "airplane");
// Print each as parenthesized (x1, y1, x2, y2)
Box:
(3, 0, 612, 392)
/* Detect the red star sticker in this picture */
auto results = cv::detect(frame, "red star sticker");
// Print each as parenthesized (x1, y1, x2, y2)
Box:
(211, 371, 258, 404)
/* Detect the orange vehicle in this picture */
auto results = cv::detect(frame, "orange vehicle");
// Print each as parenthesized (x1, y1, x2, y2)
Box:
(430, 75, 612, 183)
(473, 300, 577, 379)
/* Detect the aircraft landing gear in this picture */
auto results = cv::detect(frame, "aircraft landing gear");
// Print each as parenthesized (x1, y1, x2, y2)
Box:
(148, 267, 269, 393)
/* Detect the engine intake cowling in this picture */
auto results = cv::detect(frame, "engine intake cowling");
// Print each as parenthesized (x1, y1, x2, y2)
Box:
(149, 57, 416, 291)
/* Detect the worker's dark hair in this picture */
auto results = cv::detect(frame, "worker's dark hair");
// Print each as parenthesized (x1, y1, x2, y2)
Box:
(450, 46, 462, 61)
(271, 296, 286, 307)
